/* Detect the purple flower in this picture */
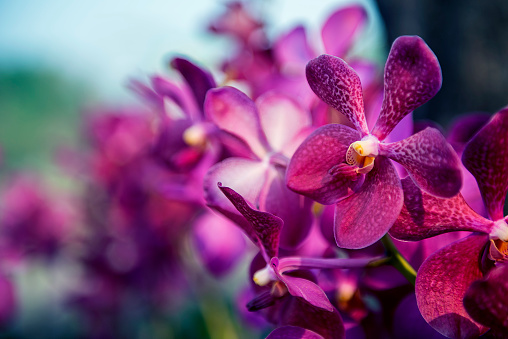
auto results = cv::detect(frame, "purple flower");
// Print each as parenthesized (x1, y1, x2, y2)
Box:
(287, 36, 462, 249)
(389, 108, 508, 338)
(204, 86, 315, 249)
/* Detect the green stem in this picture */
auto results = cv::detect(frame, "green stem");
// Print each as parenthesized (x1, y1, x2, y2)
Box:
(381, 234, 417, 286)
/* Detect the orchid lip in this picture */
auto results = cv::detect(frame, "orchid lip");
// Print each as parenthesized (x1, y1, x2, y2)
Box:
(253, 264, 277, 286)
(489, 219, 508, 242)
(346, 134, 379, 173)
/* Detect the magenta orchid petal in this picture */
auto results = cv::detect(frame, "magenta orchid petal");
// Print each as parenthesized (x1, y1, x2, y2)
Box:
(170, 57, 216, 111)
(192, 212, 246, 277)
(281, 298, 345, 339)
(274, 26, 316, 74)
(266, 326, 325, 339)
(261, 167, 314, 250)
(286, 124, 362, 205)
(321, 5, 367, 58)
(204, 157, 268, 216)
(416, 234, 490, 338)
(271, 258, 333, 312)
(335, 156, 403, 249)
(256, 92, 312, 153)
(446, 113, 491, 153)
(462, 108, 508, 221)
(380, 127, 462, 198)
(219, 185, 282, 260)
(371, 36, 442, 141)
(390, 177, 493, 241)
(204, 86, 270, 158)
(463, 264, 508, 335)
(306, 55, 369, 135)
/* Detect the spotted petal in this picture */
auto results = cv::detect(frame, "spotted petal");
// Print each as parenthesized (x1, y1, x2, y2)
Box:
(286, 124, 361, 205)
(416, 234, 490, 338)
(462, 108, 508, 221)
(390, 177, 493, 241)
(219, 185, 282, 260)
(204, 86, 270, 158)
(463, 264, 508, 336)
(371, 36, 442, 141)
(321, 5, 367, 58)
(306, 55, 369, 135)
(380, 127, 462, 198)
(335, 156, 403, 249)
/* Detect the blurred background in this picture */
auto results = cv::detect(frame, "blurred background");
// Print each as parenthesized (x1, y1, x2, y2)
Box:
(0, 0, 507, 338)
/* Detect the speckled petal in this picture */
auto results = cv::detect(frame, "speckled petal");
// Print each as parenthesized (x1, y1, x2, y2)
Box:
(306, 55, 369, 135)
(321, 5, 367, 58)
(416, 233, 490, 338)
(286, 124, 361, 205)
(170, 57, 216, 111)
(256, 92, 312, 153)
(462, 108, 508, 221)
(219, 185, 282, 260)
(204, 86, 270, 158)
(371, 36, 442, 141)
(272, 258, 334, 312)
(266, 326, 324, 339)
(380, 127, 462, 198)
(463, 264, 508, 336)
(335, 156, 403, 249)
(390, 177, 493, 241)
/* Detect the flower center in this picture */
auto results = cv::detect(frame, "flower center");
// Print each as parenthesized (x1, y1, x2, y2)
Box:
(183, 123, 208, 148)
(346, 135, 379, 174)
(489, 219, 508, 242)
(253, 264, 277, 286)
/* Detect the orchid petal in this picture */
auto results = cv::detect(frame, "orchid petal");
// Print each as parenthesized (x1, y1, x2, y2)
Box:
(204, 158, 268, 213)
(416, 233, 490, 338)
(335, 156, 403, 249)
(464, 264, 508, 335)
(447, 113, 491, 153)
(282, 298, 345, 339)
(262, 167, 314, 250)
(274, 26, 316, 74)
(390, 177, 493, 241)
(286, 124, 362, 205)
(380, 127, 462, 198)
(204, 86, 270, 158)
(256, 92, 312, 153)
(170, 57, 216, 111)
(372, 36, 442, 141)
(306, 55, 369, 135)
(219, 185, 282, 260)
(462, 108, 508, 220)
(271, 258, 333, 312)
(321, 5, 367, 58)
(192, 212, 246, 277)
(266, 326, 324, 339)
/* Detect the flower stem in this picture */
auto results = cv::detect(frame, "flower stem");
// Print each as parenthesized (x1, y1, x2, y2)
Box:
(381, 234, 417, 286)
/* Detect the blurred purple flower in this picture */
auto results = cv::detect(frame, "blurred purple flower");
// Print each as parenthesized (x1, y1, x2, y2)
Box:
(287, 36, 462, 249)
(389, 108, 508, 338)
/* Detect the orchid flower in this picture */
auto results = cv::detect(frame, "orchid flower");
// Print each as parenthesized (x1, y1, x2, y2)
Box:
(287, 36, 462, 249)
(204, 86, 315, 249)
(217, 184, 384, 339)
(389, 108, 508, 338)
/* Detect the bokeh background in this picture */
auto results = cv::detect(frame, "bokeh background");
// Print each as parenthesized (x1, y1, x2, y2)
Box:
(0, 0, 507, 338)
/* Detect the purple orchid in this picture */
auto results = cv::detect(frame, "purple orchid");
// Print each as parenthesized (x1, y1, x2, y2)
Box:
(217, 183, 384, 339)
(204, 86, 315, 249)
(287, 35, 462, 249)
(389, 108, 508, 338)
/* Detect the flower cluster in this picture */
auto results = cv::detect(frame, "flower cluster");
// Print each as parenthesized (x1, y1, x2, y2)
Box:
(1, 2, 507, 339)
